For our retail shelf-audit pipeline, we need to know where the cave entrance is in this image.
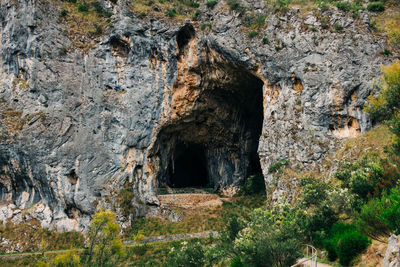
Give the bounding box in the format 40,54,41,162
155,64,264,191
168,143,209,188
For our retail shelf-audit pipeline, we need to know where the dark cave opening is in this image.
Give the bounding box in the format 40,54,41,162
168,143,209,188
156,65,264,190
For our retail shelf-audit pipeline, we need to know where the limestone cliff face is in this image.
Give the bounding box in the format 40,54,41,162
0,0,391,230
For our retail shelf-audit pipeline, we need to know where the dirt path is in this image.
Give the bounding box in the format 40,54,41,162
0,231,219,261
296,258,335,267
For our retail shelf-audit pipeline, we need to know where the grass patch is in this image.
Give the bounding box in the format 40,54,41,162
60,0,114,51
130,0,200,21
126,193,266,239
0,220,84,253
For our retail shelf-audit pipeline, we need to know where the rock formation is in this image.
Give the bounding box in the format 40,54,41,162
0,0,390,230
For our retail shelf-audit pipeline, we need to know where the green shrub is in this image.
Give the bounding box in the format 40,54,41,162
92,2,113,17
322,223,370,266
356,187,400,240
262,37,269,44
268,159,289,173
367,2,385,12
117,185,136,217
64,0,77,3
334,155,398,204
336,230,370,266
205,0,218,7
192,9,201,20
184,0,200,8
51,250,81,267
248,30,258,38
60,9,68,17
226,0,247,14
166,8,177,17
382,49,392,55
274,0,290,13
164,240,205,267
334,23,344,31
336,1,351,11
77,3,89,12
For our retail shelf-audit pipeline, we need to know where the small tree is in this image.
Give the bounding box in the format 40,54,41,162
86,208,126,266
52,250,81,267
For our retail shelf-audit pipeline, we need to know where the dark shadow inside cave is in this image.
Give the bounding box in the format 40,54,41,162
156,65,264,190
168,143,209,187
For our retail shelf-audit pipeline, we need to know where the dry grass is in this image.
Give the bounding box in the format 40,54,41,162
0,220,84,254
127,193,266,239
59,0,113,51
130,0,200,21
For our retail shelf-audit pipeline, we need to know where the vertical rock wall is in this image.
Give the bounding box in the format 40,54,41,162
0,0,391,229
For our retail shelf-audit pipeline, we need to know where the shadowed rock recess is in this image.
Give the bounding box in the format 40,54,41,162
0,0,391,230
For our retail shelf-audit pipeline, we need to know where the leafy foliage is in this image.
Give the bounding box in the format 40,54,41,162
268,159,289,174
205,0,218,7
334,154,399,206
322,223,370,266
356,187,400,241
86,209,126,266
51,250,81,267
248,30,258,38
164,207,303,266
365,61,400,153
367,2,385,12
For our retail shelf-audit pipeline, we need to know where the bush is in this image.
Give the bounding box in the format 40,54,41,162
334,23,344,31
382,49,392,56
356,187,400,240
77,3,89,12
248,30,258,38
51,250,81,267
367,2,385,12
323,223,370,266
166,8,177,17
336,1,351,11
205,0,218,7
192,9,200,20
86,209,126,266
336,231,370,266
60,9,68,17
268,159,289,173
92,2,113,17
262,37,269,44
233,209,302,267
164,240,205,267
226,0,247,14
334,155,394,204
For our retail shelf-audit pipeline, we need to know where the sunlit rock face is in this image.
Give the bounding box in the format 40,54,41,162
0,0,390,230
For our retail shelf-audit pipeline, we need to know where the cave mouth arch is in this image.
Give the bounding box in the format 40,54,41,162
156,64,264,191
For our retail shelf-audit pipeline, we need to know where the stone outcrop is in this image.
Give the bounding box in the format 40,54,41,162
0,0,392,230
384,235,400,267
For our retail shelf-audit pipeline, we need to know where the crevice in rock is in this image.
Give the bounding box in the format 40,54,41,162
67,169,78,185
177,24,195,58
109,36,130,57
0,183,7,202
